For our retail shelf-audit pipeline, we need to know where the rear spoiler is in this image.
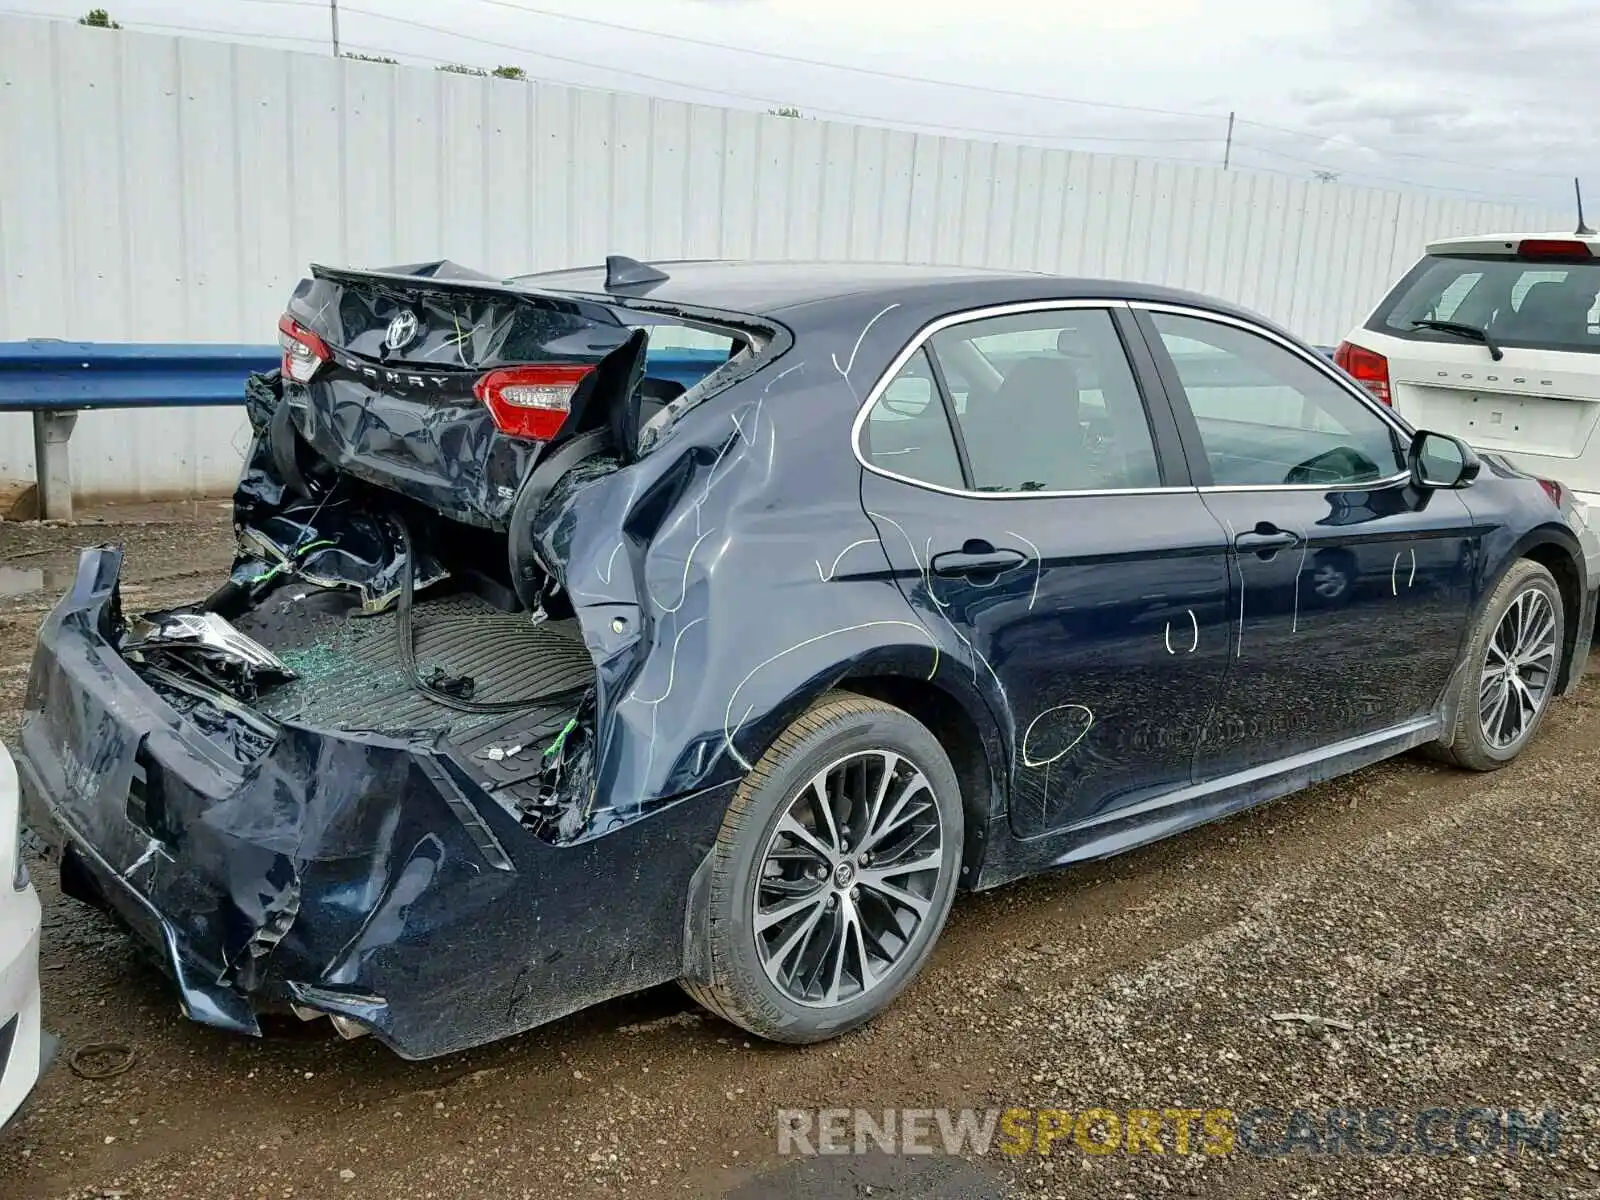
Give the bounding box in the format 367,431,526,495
309,262,642,325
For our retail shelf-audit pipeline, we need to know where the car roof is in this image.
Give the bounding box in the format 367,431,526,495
1424,232,1600,257
511,258,1267,323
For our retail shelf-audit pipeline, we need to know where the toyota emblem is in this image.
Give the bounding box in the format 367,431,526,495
384,310,420,351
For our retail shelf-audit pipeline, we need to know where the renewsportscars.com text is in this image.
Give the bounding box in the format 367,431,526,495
777,1106,1562,1158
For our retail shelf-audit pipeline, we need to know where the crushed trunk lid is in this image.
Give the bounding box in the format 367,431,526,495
279,261,697,530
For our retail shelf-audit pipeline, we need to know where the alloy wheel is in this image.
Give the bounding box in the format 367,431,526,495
1312,562,1349,599
1479,587,1558,750
752,751,945,1008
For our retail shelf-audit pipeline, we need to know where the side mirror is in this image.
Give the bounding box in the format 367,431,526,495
1409,430,1480,489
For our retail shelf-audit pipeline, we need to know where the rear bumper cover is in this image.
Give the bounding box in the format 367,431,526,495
16,547,732,1060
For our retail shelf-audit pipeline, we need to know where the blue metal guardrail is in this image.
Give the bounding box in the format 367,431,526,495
0,340,280,411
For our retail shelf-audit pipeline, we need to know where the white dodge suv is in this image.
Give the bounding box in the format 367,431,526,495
1336,232,1600,507
0,742,47,1130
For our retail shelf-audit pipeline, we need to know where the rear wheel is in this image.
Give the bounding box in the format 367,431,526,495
682,692,963,1043
1432,559,1564,771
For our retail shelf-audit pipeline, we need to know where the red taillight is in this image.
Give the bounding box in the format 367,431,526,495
1538,478,1568,508
1334,341,1392,405
1517,238,1593,261
277,314,331,383
474,364,592,440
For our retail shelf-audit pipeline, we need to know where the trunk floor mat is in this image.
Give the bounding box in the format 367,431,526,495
243,593,591,737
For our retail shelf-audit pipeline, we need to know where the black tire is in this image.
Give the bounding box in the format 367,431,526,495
682,691,964,1043
1431,558,1565,771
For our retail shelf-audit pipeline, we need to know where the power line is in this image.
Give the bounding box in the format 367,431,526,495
339,35,1222,152
0,5,1562,205
326,6,1573,204
220,0,1226,128
381,0,1582,185
334,4,1222,147
15,2,1203,143
1232,115,1573,180
1220,151,1553,208
1229,140,1552,205
468,0,1229,124
14,0,1583,188
1,7,327,44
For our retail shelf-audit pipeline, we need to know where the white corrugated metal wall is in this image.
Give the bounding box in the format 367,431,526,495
0,16,1566,501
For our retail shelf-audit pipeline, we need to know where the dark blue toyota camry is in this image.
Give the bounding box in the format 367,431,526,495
16,258,1600,1058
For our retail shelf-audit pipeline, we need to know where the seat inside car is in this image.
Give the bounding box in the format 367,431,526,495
962,356,1089,491
1495,278,1593,343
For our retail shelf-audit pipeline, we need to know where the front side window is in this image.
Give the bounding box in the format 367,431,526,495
926,308,1161,493
1149,312,1405,488
1371,254,1600,354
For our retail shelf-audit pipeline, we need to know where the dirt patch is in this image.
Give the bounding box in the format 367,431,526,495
1,514,1597,1199
0,508,235,747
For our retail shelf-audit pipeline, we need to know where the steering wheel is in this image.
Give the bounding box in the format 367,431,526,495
1284,445,1380,486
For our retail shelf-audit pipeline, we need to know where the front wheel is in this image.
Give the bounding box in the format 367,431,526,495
1432,559,1564,771
682,692,964,1043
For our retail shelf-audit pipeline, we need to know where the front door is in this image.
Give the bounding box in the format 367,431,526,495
1134,306,1483,776
856,303,1233,838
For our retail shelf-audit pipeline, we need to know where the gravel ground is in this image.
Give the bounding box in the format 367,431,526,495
1,511,1597,1199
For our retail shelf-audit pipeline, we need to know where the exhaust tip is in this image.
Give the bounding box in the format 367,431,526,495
329,1014,370,1041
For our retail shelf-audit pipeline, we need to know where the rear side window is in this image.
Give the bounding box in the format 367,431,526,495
860,348,965,489
929,308,1161,493
1372,254,1600,354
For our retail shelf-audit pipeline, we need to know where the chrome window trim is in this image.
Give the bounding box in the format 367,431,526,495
850,298,1193,501
1199,471,1412,494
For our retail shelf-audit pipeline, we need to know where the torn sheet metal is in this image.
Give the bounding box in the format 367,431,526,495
16,544,734,1058
121,611,295,699
230,371,449,612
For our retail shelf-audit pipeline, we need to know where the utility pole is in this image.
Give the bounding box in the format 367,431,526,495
329,0,341,57
1223,111,1235,171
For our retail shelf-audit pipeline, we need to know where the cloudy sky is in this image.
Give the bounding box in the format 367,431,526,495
11,0,1594,208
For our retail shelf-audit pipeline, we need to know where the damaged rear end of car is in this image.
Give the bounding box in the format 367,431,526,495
15,258,793,1058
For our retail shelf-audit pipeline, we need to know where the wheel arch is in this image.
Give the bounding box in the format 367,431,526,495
830,669,1006,888
1498,525,1586,694
1434,525,1584,754
679,663,1001,989
680,651,1009,983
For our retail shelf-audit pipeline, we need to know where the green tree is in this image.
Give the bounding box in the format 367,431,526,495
79,8,120,28
344,52,397,65
491,65,527,81
437,63,488,77
768,105,803,118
